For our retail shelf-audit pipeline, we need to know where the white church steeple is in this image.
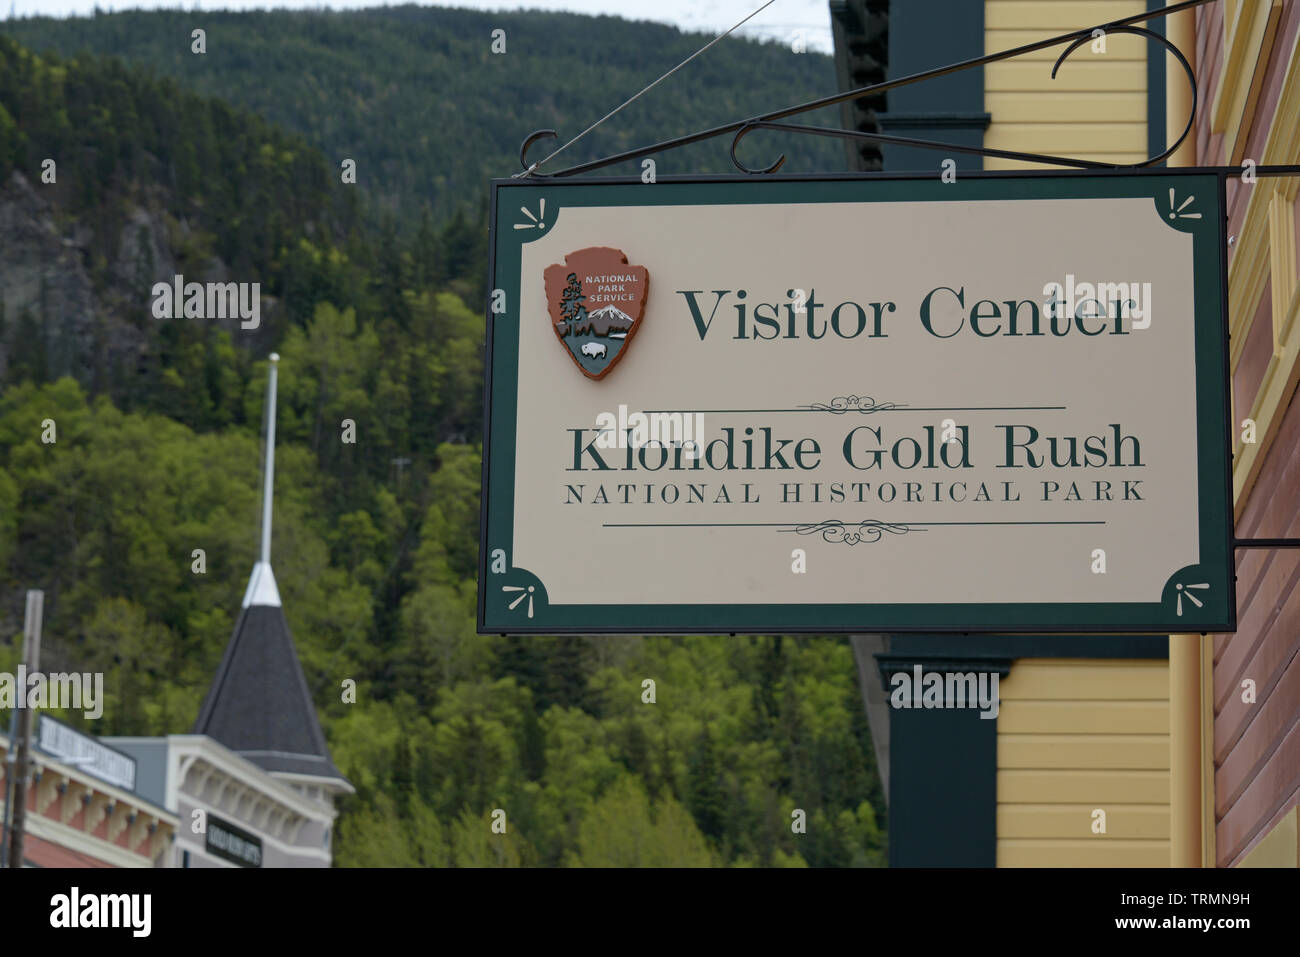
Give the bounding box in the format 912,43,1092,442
242,352,282,609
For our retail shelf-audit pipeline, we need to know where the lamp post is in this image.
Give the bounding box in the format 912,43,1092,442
1,589,43,869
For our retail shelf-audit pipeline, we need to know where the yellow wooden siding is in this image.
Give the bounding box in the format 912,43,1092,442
998,839,1169,867
997,804,1169,838
997,658,1171,867
985,92,1144,122
986,31,1147,61
1000,733,1168,768
986,1,1149,30
986,61,1147,92
1000,769,1169,804
1238,807,1299,868
984,122,1146,153
999,699,1168,734
985,0,1149,170
1000,660,1168,699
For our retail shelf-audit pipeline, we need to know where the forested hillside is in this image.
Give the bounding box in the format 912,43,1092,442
1,5,844,223
0,12,884,868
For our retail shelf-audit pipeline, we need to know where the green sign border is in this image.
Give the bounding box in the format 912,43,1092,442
480,171,1233,635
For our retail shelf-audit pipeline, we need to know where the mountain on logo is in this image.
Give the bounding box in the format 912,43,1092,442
574,304,636,337
544,247,650,381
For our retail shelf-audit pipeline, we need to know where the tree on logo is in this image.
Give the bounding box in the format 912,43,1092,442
559,272,587,337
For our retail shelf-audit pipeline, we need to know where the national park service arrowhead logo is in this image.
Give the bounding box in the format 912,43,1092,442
544,247,649,380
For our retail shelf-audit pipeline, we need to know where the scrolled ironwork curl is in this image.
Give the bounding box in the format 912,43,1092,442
517,129,558,178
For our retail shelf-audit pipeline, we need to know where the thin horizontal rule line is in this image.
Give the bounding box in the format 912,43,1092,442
641,407,1067,413
602,521,1107,528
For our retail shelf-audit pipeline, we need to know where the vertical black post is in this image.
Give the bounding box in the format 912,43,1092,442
3,590,43,869
879,0,989,172
878,638,1009,866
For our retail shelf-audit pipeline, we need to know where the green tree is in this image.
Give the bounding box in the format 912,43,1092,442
570,776,713,868
558,272,586,337
334,793,419,867
687,725,726,843
448,806,531,867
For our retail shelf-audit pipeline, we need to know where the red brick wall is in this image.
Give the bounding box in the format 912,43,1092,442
1200,1,1300,868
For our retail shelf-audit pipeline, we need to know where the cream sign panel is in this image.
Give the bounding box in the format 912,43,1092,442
481,174,1232,634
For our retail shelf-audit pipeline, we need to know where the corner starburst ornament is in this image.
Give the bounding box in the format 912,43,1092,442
1175,581,1210,616
1167,189,1201,220
502,584,536,618
514,199,548,231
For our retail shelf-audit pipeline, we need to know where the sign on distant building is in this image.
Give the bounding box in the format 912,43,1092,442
37,715,137,791
205,814,263,868
481,173,1233,634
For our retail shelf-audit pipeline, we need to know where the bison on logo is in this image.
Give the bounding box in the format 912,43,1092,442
544,247,649,380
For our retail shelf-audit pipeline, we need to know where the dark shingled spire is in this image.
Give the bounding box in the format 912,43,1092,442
193,568,346,782
193,355,348,786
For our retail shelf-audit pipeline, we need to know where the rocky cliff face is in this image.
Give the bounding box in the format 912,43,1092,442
0,169,272,395
0,170,102,386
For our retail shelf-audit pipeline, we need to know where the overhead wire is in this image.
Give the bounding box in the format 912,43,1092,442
515,0,780,176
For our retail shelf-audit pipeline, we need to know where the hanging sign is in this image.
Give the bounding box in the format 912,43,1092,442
481,173,1233,634
205,814,263,868
36,715,137,791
